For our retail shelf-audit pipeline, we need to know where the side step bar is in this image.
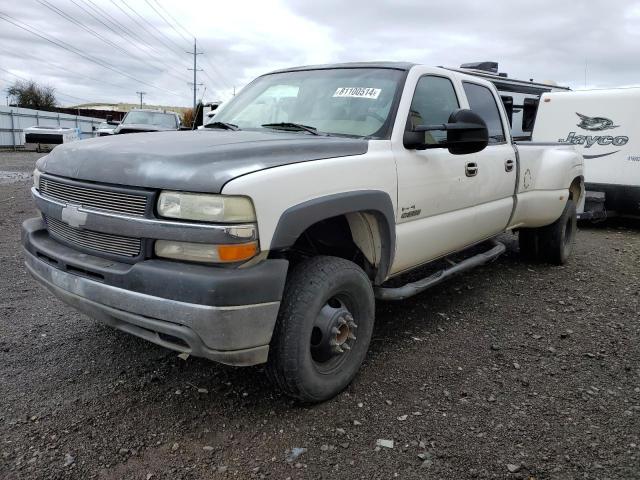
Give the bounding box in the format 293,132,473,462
374,240,506,301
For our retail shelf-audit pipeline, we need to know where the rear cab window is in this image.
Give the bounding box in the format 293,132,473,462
462,82,506,144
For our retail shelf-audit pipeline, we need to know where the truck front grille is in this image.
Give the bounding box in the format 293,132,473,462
45,216,141,258
40,177,148,217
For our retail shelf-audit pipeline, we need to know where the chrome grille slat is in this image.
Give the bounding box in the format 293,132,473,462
40,177,148,216
45,216,141,257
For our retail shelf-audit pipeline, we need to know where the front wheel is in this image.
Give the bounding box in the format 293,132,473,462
266,256,375,403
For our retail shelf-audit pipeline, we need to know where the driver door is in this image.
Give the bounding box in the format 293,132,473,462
391,72,507,275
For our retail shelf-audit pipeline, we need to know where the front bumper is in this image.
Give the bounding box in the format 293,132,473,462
22,218,288,366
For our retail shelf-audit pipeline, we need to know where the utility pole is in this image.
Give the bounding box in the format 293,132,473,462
136,91,146,108
187,38,203,111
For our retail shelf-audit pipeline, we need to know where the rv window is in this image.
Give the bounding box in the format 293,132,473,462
522,98,538,132
500,96,513,126
462,82,506,143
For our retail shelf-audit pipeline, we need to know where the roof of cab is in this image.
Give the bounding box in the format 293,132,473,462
268,61,416,74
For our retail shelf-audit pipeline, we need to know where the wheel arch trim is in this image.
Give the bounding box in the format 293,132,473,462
270,190,396,284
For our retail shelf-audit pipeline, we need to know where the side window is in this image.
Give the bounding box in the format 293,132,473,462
462,82,506,143
408,76,459,144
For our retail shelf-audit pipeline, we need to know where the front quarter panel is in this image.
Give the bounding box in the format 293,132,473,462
221,139,397,252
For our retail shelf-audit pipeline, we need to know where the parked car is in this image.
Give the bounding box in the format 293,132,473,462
23,62,584,402
23,125,81,152
94,122,117,137
531,87,639,219
113,108,181,134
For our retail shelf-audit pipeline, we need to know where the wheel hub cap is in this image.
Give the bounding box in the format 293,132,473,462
311,300,357,363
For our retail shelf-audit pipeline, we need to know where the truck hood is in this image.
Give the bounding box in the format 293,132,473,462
37,130,368,193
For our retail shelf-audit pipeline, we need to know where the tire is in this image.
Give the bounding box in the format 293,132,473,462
518,228,540,261
266,256,375,403
519,199,577,265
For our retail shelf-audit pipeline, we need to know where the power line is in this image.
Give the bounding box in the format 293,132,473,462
144,0,190,45
118,0,186,57
140,1,231,98
0,45,129,94
152,1,231,93
0,66,93,104
72,0,192,79
0,11,183,97
39,0,190,86
153,0,193,41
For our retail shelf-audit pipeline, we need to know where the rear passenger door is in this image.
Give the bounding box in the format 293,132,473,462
460,81,517,229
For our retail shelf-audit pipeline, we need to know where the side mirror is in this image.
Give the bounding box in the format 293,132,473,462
403,108,489,155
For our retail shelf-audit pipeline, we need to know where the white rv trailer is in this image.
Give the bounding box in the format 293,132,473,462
531,88,640,218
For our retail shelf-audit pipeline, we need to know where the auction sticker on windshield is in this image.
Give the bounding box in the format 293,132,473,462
333,87,381,99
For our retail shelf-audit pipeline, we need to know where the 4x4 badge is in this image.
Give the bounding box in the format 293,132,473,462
61,204,87,229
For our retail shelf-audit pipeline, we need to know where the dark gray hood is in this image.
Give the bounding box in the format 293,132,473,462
37,130,368,193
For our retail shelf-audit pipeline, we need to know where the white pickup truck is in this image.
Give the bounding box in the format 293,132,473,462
23,62,584,402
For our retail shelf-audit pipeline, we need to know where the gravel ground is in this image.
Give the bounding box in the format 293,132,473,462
1,151,639,480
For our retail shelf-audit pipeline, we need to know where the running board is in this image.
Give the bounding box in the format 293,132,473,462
374,241,506,301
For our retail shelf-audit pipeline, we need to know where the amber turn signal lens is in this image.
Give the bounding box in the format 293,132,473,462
217,242,259,262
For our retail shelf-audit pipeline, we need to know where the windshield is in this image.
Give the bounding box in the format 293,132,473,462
213,68,404,138
122,111,178,128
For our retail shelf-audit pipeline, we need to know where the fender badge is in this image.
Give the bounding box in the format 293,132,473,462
61,204,87,229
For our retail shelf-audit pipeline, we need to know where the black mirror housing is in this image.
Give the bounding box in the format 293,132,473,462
404,108,489,155
445,109,489,155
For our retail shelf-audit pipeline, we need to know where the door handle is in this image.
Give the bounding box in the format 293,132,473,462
465,162,478,177
505,159,515,172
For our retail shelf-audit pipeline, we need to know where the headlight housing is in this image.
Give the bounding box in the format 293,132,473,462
157,191,255,223
155,240,258,264
33,169,41,190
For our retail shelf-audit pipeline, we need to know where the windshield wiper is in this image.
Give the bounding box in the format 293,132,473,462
261,122,321,135
204,121,240,131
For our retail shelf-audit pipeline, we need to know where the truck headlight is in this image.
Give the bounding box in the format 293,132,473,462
155,240,258,263
157,191,255,223
33,169,41,190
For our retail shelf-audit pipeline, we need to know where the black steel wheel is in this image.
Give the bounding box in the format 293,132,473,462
266,256,375,403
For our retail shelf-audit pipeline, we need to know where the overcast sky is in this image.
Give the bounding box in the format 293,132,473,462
1,0,639,107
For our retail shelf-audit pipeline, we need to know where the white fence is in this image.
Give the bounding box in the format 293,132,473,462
0,106,104,149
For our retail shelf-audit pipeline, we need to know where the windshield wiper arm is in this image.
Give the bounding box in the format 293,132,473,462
261,122,321,135
204,121,240,131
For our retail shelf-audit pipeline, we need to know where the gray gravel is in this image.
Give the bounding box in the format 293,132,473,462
1,151,639,479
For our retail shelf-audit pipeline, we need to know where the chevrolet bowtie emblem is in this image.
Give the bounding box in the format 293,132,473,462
61,204,87,228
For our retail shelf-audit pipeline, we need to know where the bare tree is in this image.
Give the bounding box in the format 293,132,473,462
7,80,57,109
